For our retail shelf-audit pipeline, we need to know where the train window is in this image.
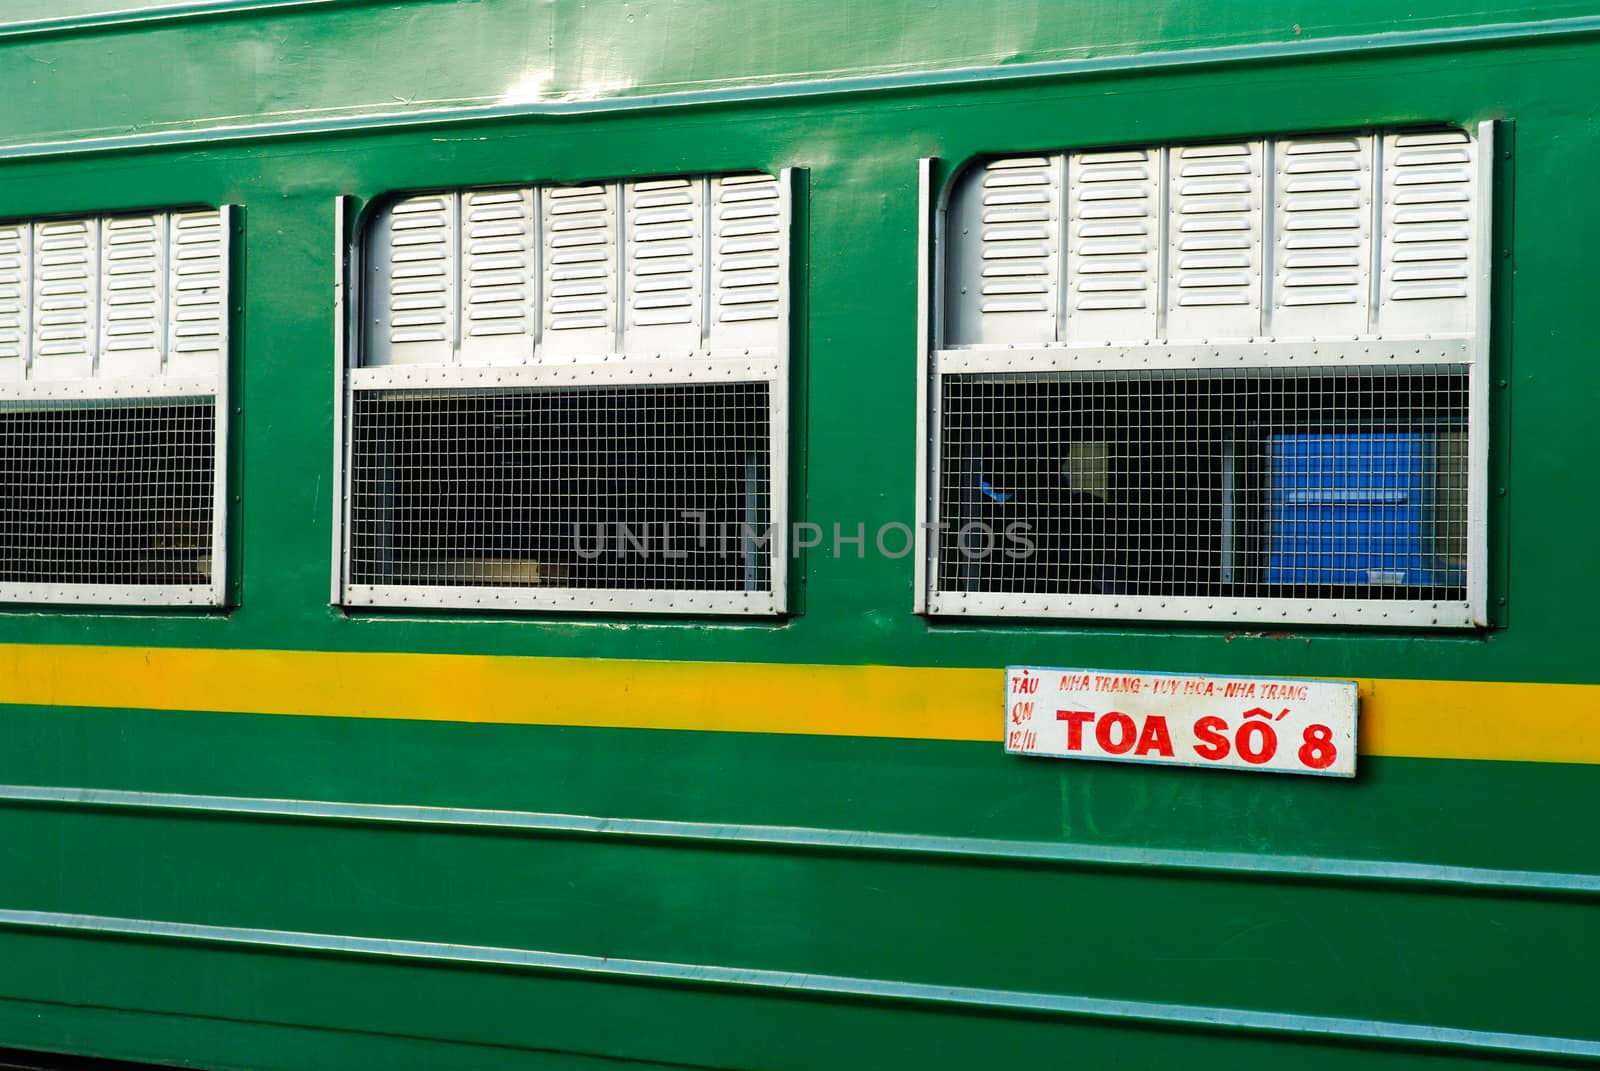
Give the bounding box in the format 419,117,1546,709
919,125,1490,627
337,172,791,614
0,208,230,607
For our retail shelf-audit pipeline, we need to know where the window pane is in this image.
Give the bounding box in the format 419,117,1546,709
349,382,772,594
937,367,1468,603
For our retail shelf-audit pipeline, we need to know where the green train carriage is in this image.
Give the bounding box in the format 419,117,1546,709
0,0,1595,1067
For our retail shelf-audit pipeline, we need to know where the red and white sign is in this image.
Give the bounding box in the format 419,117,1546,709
1005,667,1357,777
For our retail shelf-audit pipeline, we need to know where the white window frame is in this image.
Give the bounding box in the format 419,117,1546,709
916,124,1493,628
332,172,793,616
0,204,231,608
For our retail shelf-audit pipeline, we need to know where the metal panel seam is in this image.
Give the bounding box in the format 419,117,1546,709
1,784,1596,899
0,0,374,42
0,908,1594,1060
0,15,1597,162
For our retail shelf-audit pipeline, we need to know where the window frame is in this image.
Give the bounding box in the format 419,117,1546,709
331,172,794,617
915,123,1493,629
0,203,232,609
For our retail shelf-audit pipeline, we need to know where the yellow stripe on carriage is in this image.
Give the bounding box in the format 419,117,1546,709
0,643,1595,765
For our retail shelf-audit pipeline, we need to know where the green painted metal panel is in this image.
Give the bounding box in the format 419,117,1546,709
0,35,1588,682
0,2,1595,1068
0,0,1597,151
1,942,1584,1071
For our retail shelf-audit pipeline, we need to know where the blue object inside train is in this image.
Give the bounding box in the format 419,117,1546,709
1267,432,1462,588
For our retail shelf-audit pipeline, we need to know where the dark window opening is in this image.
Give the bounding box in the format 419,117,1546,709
938,367,1468,603
349,382,773,593
0,398,216,587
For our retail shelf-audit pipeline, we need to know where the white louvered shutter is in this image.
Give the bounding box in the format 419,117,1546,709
942,128,1482,352
166,210,227,378
542,184,617,359
371,193,456,366
708,173,784,349
362,172,788,368
945,156,1059,346
623,178,703,352
0,224,28,381
459,188,537,365
1166,142,1263,341
30,219,98,381
1272,135,1373,338
1380,129,1477,336
0,208,227,385
98,215,165,379
623,178,702,353
1066,149,1159,344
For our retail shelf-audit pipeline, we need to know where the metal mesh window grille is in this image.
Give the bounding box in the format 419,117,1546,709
938,368,1467,604
348,382,773,602
0,398,216,591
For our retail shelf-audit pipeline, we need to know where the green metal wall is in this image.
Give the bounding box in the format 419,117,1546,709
0,2,1596,1067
